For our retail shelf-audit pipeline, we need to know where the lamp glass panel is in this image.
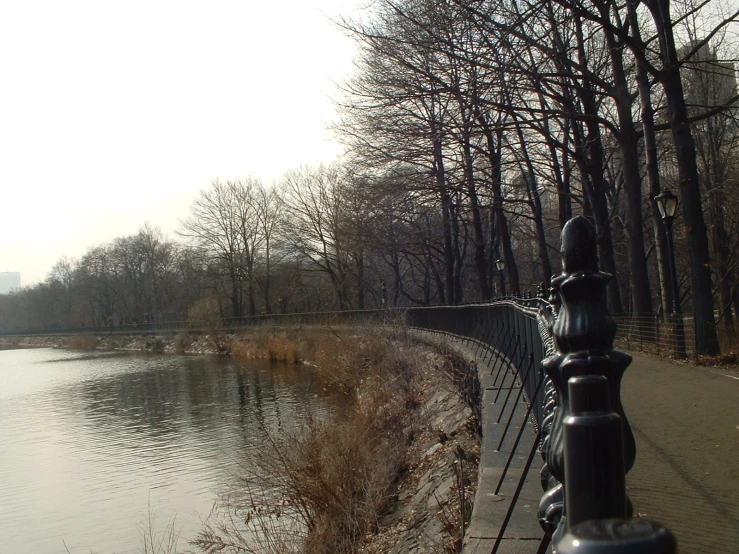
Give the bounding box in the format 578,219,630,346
656,200,667,218
665,196,678,218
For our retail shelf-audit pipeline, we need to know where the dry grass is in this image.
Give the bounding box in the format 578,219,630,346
230,327,302,363
259,411,406,554
68,334,98,350
264,334,301,363
191,324,436,554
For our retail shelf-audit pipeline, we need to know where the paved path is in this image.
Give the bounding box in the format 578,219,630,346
418,330,739,553
622,354,739,553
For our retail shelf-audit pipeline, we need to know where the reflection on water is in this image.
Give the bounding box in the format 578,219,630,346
0,348,332,553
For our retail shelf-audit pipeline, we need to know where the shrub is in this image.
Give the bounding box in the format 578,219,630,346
173,332,191,354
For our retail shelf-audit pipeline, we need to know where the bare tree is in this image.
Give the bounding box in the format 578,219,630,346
279,164,356,309
179,179,245,318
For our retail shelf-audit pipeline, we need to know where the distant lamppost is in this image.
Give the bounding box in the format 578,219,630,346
654,189,687,359
496,258,507,297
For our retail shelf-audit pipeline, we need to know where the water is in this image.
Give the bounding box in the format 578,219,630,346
0,348,332,553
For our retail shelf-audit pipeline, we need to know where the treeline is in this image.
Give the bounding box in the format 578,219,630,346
332,0,739,355
1,0,738,355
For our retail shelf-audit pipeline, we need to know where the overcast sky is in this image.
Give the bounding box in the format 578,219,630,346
0,0,362,286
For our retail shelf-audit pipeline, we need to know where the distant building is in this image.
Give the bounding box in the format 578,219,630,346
0,272,21,294
679,41,738,114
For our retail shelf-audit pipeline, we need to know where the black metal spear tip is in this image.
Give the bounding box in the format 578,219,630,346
560,215,598,273
550,216,614,355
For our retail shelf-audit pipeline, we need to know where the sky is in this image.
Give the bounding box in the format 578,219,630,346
0,0,363,286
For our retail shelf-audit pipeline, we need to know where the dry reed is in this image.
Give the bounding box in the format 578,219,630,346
192,324,430,554
68,335,98,350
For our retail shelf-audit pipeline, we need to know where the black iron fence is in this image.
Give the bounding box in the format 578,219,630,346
407,217,677,552
0,310,400,337
405,300,548,433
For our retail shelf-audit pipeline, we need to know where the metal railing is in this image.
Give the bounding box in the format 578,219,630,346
401,218,678,552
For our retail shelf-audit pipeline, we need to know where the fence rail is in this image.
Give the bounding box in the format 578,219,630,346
405,217,677,552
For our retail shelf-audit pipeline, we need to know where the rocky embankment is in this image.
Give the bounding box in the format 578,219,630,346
360,360,479,553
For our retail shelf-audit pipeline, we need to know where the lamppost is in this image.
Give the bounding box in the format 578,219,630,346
654,189,687,359
496,258,507,297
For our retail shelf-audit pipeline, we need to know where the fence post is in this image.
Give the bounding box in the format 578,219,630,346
537,216,637,548
557,519,676,554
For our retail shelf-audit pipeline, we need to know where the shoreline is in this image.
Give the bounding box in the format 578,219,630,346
1,328,482,553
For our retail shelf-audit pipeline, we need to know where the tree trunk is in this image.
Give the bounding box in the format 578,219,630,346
229,265,240,317
645,0,720,354
433,135,455,305
264,237,272,315
601,12,653,317
356,248,365,310
461,122,493,300
481,122,520,295
573,15,623,313
450,199,464,304
511,112,553,285
630,1,673,319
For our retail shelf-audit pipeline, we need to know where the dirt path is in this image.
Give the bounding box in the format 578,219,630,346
622,353,739,553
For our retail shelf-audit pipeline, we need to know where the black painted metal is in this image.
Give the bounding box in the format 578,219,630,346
497,354,535,449
556,520,677,554
564,376,627,527
495,367,546,495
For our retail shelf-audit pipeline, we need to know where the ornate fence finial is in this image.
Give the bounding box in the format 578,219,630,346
538,215,636,546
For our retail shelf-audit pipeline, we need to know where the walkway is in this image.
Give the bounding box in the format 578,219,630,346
427,329,739,553
622,353,739,553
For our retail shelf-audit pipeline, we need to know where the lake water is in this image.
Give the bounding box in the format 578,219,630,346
0,348,332,553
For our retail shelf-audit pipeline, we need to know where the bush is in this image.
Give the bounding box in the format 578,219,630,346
173,332,191,354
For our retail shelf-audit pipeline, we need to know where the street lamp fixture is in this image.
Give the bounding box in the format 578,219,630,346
654,189,679,221
495,258,507,297
654,188,686,359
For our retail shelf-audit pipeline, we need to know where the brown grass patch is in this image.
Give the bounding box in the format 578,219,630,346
193,324,443,554
68,335,98,350
264,334,301,363
230,327,303,363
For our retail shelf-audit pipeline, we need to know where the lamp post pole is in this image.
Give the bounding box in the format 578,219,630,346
496,259,507,297
654,189,687,359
